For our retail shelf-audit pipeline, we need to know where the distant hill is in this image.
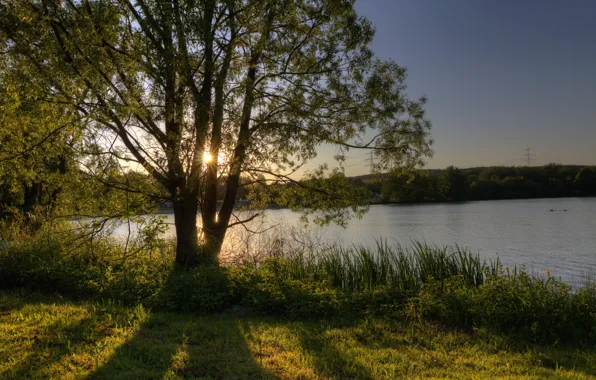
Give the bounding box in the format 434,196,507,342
348,164,596,204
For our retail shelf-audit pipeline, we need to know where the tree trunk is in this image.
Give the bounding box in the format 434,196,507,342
22,182,43,232
172,193,200,267
202,224,226,265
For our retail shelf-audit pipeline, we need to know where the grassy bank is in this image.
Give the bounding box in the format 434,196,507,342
1,290,595,379
2,230,596,346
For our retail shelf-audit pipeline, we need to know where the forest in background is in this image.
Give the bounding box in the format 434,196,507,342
353,164,596,204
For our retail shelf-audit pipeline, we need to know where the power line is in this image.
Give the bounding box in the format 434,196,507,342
364,151,374,174
523,147,535,167
336,154,366,168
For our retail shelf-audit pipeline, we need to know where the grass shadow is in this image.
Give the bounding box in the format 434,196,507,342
0,288,64,313
285,320,375,380
89,268,273,379
2,316,96,379
472,328,596,377
368,319,596,378
0,290,120,379
3,285,596,378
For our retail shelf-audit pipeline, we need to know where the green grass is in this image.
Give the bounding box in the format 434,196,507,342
1,290,595,379
279,241,497,292
3,233,596,344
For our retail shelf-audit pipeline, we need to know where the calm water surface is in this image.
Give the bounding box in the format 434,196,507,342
116,197,596,284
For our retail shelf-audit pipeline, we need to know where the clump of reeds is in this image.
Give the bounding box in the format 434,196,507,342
274,239,500,293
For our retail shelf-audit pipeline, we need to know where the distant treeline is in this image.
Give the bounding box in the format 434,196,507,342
352,164,596,204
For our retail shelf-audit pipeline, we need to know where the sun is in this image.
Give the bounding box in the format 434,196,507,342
203,151,213,163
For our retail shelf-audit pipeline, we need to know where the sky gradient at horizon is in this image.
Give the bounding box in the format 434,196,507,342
311,0,596,175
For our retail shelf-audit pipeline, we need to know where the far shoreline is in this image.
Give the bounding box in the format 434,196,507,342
156,195,595,214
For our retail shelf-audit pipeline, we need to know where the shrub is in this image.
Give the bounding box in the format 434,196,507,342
412,276,475,327
348,286,406,316
0,229,173,305
474,270,596,344
410,271,596,344
151,266,234,312
231,259,344,318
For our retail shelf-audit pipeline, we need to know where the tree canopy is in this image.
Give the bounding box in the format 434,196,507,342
0,0,433,266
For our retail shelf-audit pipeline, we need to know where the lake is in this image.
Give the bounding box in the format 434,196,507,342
114,197,596,285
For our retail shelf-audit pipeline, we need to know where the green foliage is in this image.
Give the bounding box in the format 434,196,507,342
151,267,234,313
412,271,596,344
413,276,476,327
438,165,466,201
0,226,173,305
473,270,596,343
0,0,434,264
2,232,596,344
372,164,596,204
231,260,344,318
269,167,373,227
0,80,78,233
574,167,596,196
0,77,162,238
229,242,492,319
273,241,489,293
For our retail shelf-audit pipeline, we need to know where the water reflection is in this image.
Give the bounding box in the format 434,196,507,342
113,197,596,285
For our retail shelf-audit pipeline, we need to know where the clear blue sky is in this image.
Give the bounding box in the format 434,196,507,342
309,0,596,175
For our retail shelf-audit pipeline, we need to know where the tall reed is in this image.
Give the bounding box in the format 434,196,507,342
274,240,499,293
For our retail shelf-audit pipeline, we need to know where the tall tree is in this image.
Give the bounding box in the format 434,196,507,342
0,79,78,235
574,168,596,196
438,166,465,202
0,0,433,266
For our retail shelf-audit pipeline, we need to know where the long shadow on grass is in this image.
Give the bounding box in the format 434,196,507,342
480,332,596,377
286,321,375,380
0,288,52,313
386,321,596,377
89,268,273,380
0,292,103,380
3,316,98,379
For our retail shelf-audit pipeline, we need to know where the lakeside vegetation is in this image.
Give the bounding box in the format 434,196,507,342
1,228,596,378
2,228,596,341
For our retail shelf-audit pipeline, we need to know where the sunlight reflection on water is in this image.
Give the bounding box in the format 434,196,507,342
113,197,596,285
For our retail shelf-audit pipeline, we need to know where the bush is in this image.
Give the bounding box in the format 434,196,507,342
474,271,596,343
413,276,475,327
411,271,596,344
0,229,172,305
151,266,234,312
231,258,411,319
348,286,406,316
230,259,345,318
